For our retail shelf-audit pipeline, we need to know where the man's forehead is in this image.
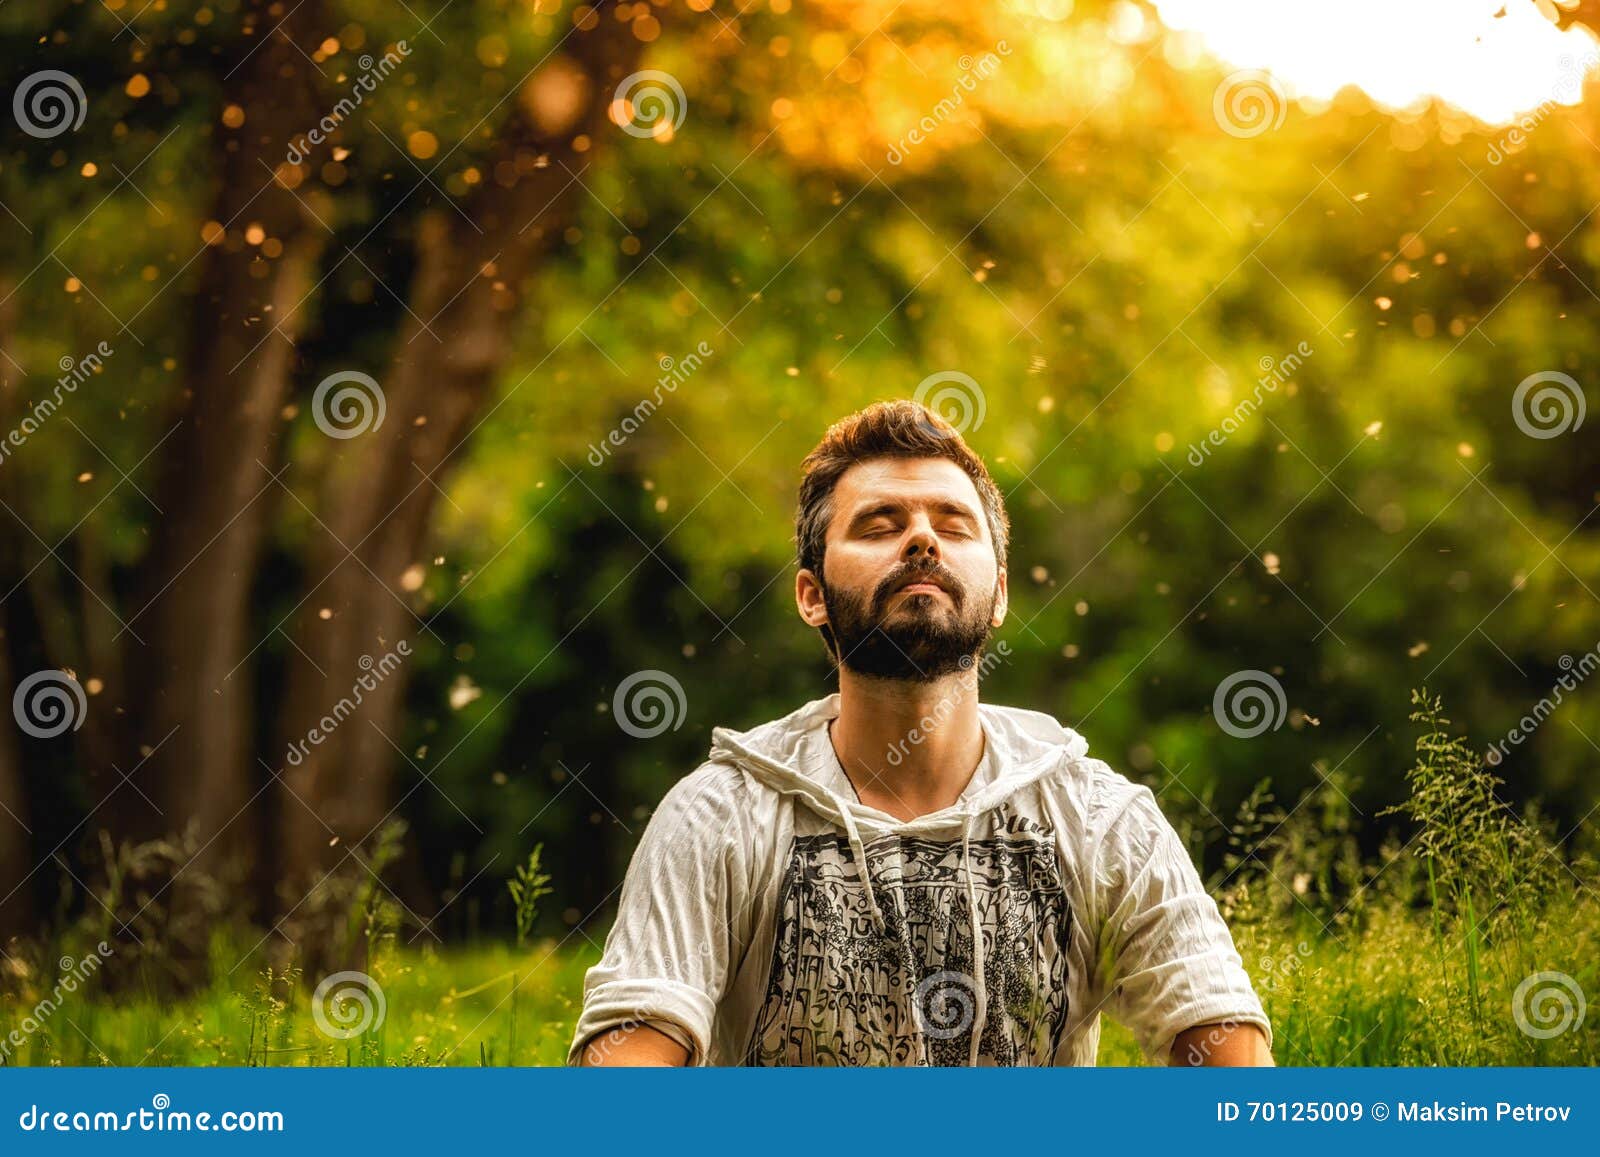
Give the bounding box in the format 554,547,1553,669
832,457,982,511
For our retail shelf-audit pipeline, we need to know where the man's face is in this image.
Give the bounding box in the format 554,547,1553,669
796,458,1008,681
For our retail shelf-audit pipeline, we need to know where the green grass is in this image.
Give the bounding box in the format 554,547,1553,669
4,688,1598,1066
2,938,602,1067
5,891,1595,1067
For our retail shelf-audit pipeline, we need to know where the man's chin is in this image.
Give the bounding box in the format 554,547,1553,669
838,632,985,682
841,658,976,683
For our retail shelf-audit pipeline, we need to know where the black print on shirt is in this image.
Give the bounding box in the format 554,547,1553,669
745,818,1072,1066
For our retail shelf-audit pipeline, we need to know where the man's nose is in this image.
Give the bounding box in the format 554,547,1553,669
903,517,940,561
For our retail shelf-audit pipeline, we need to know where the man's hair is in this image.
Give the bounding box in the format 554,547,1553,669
794,399,1011,584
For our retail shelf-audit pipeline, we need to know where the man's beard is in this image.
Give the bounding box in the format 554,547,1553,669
821,560,997,682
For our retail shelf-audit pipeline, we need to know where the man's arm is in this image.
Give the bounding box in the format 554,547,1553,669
578,1022,691,1067
1088,783,1276,1064
1169,1021,1275,1066
565,764,753,1067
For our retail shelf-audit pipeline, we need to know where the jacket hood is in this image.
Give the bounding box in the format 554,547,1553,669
708,691,1090,835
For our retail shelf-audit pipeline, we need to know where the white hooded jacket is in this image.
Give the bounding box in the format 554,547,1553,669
569,692,1272,1066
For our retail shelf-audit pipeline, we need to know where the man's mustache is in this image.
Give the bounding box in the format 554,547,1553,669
873,562,964,609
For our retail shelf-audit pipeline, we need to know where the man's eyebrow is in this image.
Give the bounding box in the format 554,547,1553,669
845,498,982,525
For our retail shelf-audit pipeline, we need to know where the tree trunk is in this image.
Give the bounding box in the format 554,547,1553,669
0,642,30,944
0,278,32,942
276,5,649,897
133,0,332,901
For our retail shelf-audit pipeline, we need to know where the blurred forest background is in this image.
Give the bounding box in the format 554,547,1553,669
1,0,1599,1060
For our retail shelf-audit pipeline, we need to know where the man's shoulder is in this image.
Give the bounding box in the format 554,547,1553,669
655,758,752,817
984,713,1160,841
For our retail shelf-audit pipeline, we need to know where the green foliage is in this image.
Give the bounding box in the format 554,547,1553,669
506,845,554,949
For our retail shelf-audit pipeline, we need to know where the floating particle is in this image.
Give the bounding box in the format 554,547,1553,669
448,674,482,710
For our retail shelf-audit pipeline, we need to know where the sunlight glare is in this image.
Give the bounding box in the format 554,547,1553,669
1152,0,1600,126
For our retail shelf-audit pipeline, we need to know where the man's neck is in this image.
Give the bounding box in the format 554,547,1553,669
827,666,986,822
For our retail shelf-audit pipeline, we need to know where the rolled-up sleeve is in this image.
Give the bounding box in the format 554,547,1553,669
567,763,750,1065
1089,784,1272,1064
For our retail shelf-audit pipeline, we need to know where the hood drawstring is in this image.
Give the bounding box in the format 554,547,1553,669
960,808,988,1066
837,800,888,938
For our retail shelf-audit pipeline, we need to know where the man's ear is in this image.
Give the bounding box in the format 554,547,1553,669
992,565,1008,627
795,568,829,629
